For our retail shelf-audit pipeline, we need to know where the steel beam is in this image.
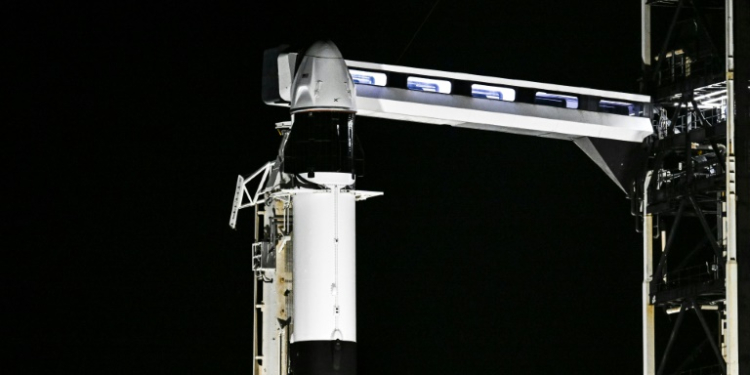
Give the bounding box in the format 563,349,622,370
644,171,657,375
724,0,749,373
730,0,750,372
653,0,686,81
657,302,688,375
643,0,653,68
688,195,725,261
691,299,727,374
653,199,687,289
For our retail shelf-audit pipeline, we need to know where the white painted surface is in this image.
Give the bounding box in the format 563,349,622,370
726,261,739,374
270,53,654,143
261,270,280,375
230,162,274,229
724,2,739,373
277,53,296,102
274,86,654,142
292,189,357,342
345,60,651,103
641,1,651,67
300,172,355,186
642,171,655,375
291,41,356,113
353,85,653,142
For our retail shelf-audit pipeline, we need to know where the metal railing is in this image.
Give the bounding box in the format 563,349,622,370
655,50,722,88
673,106,726,133
654,263,719,292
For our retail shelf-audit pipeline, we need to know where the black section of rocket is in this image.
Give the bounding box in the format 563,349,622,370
283,111,359,177
291,341,356,375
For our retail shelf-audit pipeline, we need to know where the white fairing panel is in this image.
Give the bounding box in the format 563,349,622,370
290,41,356,113
292,189,357,342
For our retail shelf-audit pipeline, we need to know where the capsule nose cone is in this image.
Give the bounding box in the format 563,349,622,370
290,40,355,113
304,40,343,59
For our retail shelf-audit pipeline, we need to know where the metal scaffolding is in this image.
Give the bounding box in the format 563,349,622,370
639,1,749,374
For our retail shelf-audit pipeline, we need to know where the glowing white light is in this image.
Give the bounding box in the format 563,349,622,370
349,69,387,86
702,96,727,105
599,100,636,116
406,76,452,94
471,84,516,102
694,90,727,102
535,92,579,109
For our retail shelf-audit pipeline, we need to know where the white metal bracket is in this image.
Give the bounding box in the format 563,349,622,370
351,190,384,201
230,162,274,229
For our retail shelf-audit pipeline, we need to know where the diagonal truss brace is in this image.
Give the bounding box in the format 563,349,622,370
230,162,274,229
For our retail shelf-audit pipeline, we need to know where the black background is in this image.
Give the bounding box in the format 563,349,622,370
7,1,646,373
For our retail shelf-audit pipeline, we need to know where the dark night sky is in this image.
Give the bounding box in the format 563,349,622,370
8,1,647,373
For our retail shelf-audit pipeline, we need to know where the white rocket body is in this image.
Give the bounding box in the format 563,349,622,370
233,41,379,375
292,185,357,344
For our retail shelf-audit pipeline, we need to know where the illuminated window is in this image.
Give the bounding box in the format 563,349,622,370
599,100,636,116
349,69,387,86
535,92,579,109
471,84,516,102
406,76,452,94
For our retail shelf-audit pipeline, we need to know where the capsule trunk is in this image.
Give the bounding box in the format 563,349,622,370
291,188,357,375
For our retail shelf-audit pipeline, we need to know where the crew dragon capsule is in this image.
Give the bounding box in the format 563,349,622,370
230,41,381,375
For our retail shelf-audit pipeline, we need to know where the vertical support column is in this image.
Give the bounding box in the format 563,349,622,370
253,272,260,375
724,0,738,372
253,205,260,375
643,171,656,375
642,0,652,68
731,0,750,373
725,0,750,374
641,0,652,94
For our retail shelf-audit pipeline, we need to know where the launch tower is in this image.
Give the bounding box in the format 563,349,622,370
637,1,749,374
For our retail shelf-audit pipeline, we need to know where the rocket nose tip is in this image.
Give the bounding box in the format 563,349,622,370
304,40,343,59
